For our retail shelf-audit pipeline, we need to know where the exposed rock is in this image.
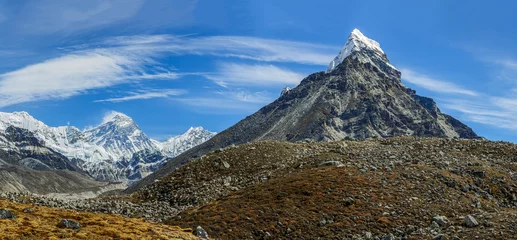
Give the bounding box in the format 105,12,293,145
57,219,82,229
23,208,35,213
433,215,449,227
0,209,16,219
463,215,479,228
195,226,209,239
319,161,343,167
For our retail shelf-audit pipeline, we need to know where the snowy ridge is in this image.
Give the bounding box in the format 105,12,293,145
0,111,215,182
159,127,216,157
326,29,393,73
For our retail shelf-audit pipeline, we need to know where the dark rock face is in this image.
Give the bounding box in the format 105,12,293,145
0,126,106,194
128,31,478,193
0,209,16,219
1,126,78,171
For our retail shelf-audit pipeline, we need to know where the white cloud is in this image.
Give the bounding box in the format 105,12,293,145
14,0,145,34
174,89,277,114
95,89,186,103
400,68,478,96
207,63,305,87
104,35,338,66
216,90,274,104
0,50,178,107
441,96,517,131
0,33,335,107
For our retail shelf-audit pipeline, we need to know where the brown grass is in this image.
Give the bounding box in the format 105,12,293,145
0,199,197,240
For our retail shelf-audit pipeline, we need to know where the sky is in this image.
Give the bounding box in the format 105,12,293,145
0,0,516,142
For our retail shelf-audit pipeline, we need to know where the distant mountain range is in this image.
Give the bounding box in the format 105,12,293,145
0,111,216,184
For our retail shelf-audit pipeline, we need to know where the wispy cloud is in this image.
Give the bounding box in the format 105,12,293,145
0,32,335,108
216,90,274,104
0,50,178,107
441,96,517,131
102,35,338,66
400,68,478,96
206,63,305,87
174,90,276,114
95,89,186,103
15,0,145,34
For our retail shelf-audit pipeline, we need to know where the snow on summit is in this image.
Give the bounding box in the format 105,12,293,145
326,29,387,73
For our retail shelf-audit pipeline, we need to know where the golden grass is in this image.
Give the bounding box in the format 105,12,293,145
0,200,197,240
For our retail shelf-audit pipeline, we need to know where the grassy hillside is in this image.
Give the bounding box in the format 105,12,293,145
0,199,197,239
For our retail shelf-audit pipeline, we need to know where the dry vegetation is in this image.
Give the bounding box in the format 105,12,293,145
0,199,197,240
153,137,517,239
167,164,517,239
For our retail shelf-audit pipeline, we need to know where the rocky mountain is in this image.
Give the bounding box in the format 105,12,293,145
0,111,214,183
128,28,478,192
0,126,106,194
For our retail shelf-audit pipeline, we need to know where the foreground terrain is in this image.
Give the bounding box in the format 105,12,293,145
146,137,517,239
0,199,197,239
2,137,517,239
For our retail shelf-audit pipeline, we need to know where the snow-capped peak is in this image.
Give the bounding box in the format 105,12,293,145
102,111,134,125
0,110,216,182
161,126,216,157
326,28,386,73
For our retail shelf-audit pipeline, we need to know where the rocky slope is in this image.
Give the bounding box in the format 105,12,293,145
128,29,477,193
147,137,516,239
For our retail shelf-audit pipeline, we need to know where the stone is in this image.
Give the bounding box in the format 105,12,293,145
57,219,82,229
23,208,35,213
362,231,373,239
434,234,447,240
463,215,479,228
0,209,16,219
222,161,230,169
195,226,209,239
318,161,343,167
382,233,395,240
433,215,450,227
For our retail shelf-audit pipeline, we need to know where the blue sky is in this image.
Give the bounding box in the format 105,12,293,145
0,0,516,142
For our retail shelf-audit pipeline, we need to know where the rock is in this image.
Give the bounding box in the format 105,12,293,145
472,170,486,178
23,208,35,213
511,173,517,181
319,161,343,167
382,233,395,240
57,219,82,229
434,234,447,240
362,231,373,239
195,226,209,239
463,215,479,228
222,161,230,169
344,197,355,206
0,209,16,219
433,215,449,227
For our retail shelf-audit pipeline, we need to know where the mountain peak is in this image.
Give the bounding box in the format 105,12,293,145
101,111,134,125
326,28,386,73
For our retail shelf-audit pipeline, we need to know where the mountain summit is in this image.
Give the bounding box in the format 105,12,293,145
326,29,390,73
129,28,478,192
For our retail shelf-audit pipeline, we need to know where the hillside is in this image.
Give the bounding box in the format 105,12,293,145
130,137,517,239
0,199,197,239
